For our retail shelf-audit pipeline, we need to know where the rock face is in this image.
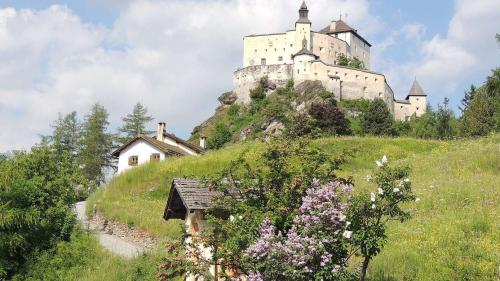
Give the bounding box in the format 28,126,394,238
263,120,285,140
218,91,237,105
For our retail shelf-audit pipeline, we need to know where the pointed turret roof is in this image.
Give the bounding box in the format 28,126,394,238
296,1,311,24
406,79,427,99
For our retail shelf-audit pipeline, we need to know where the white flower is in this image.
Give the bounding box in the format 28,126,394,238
404,178,410,183
399,181,404,187
393,188,400,193
339,214,346,221
366,175,372,182
415,197,420,203
342,230,352,239
377,187,384,195
371,204,376,209
376,160,383,167
346,221,351,227
382,155,388,164
229,215,235,222
370,192,376,202
238,215,243,220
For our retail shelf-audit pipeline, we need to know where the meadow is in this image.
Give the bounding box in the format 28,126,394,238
27,135,499,281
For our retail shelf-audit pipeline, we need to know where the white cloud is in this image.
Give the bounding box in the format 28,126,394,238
377,0,500,103
0,0,377,151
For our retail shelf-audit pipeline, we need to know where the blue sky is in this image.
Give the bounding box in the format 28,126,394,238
0,0,498,151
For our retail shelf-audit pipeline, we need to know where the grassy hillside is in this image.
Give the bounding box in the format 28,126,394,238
84,135,499,280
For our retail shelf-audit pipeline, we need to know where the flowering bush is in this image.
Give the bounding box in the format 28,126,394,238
348,155,417,280
244,180,352,280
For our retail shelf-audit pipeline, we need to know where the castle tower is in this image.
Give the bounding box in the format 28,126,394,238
295,1,311,52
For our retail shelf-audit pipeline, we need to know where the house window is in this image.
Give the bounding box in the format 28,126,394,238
261,58,266,65
128,156,138,166
150,153,160,161
278,56,283,61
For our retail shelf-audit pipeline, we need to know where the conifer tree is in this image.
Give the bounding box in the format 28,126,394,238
78,104,115,184
362,98,395,136
118,102,154,143
50,111,81,158
436,97,455,139
458,84,476,114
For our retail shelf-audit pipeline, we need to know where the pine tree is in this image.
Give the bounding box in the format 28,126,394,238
458,84,476,114
118,102,154,143
436,97,455,139
461,88,495,136
50,111,81,158
362,98,395,135
78,104,115,184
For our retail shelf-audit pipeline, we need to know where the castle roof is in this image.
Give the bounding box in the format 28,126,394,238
296,1,311,24
406,79,427,99
293,48,319,59
319,19,372,47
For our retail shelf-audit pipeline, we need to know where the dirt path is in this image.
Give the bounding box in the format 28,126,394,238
74,201,145,259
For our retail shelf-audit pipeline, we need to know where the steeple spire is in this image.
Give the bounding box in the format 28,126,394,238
297,1,311,24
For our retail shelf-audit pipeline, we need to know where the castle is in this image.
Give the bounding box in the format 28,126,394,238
233,1,427,121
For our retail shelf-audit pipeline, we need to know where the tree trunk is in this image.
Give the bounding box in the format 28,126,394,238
360,256,370,281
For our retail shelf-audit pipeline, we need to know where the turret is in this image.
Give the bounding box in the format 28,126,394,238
296,1,311,24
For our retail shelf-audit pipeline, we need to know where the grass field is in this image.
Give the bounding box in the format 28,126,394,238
80,135,499,280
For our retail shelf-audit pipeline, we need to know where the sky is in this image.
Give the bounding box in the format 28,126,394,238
0,0,499,151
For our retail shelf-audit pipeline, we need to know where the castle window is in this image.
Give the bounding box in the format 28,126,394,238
297,69,300,74
416,107,420,111
416,98,420,101
320,47,324,51
290,44,293,47
400,105,403,109
278,56,283,61
378,92,382,97
375,78,378,82
128,156,138,166
150,153,160,161
261,58,266,65
265,49,267,52
356,75,359,79
254,49,257,52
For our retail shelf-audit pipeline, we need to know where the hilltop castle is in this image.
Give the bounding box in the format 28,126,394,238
233,1,427,120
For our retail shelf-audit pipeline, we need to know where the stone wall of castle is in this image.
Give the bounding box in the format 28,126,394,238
233,64,293,103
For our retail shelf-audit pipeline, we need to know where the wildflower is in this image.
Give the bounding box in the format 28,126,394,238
377,187,384,195
393,188,400,193
239,215,243,220
338,213,346,222
230,215,235,222
370,192,376,202
415,197,420,203
366,175,372,182
371,204,376,209
404,178,410,183
346,221,351,227
342,230,352,239
382,155,388,164
332,264,341,273
399,181,404,187
376,160,383,167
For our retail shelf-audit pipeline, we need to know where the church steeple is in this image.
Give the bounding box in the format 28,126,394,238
297,1,311,24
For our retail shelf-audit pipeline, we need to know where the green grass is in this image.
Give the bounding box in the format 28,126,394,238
86,135,500,280
14,228,168,281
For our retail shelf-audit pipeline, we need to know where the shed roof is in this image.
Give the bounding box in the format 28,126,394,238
163,178,221,220
111,136,188,157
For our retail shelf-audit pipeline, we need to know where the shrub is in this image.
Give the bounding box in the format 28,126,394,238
250,77,269,101
308,102,351,135
361,98,395,136
0,146,89,278
207,123,232,150
435,98,456,139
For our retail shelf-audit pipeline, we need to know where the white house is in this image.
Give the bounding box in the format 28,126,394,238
112,122,206,173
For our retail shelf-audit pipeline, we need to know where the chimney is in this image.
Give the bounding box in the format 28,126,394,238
157,122,165,142
199,136,207,149
330,20,337,32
